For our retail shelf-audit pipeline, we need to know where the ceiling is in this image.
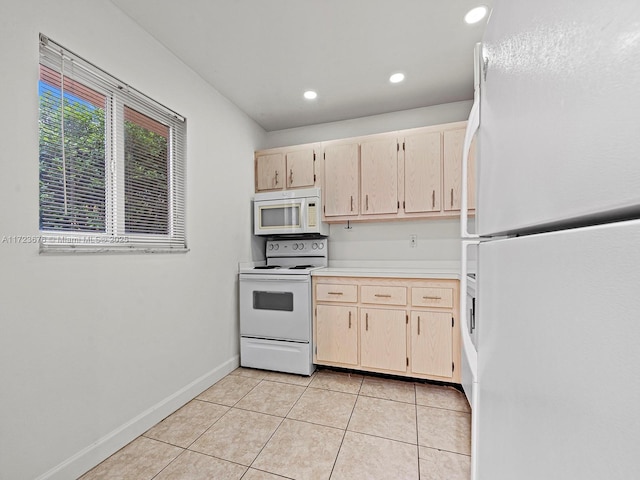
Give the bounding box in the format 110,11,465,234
110,0,492,132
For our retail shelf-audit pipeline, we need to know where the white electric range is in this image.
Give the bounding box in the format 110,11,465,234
239,237,327,376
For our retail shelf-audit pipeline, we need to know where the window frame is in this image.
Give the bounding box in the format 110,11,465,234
38,34,187,254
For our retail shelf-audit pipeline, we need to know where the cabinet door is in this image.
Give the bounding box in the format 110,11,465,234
360,138,398,215
443,129,465,211
410,311,453,378
316,305,358,365
323,143,359,217
360,308,407,373
404,132,442,213
256,153,285,191
286,149,315,189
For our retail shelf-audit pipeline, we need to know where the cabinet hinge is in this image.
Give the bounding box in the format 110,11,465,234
452,316,455,328
406,357,409,367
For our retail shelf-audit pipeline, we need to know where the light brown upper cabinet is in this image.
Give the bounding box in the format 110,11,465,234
255,121,475,220
443,129,464,211
360,137,398,215
255,152,284,192
403,131,442,213
443,127,477,212
285,149,315,189
255,145,319,192
323,142,359,217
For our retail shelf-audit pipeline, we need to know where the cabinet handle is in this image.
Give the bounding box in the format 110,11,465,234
423,295,442,300
350,195,354,211
374,294,391,298
432,190,435,209
450,188,454,207
365,313,368,331
366,194,369,210
275,170,279,185
418,316,421,335
327,291,343,296
348,311,352,329
289,168,293,185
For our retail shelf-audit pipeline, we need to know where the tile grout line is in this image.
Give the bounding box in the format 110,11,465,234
415,383,421,480
148,446,188,480
145,373,270,480
239,370,318,476
326,374,364,479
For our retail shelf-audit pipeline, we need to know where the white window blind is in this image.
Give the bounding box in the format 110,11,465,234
38,34,187,253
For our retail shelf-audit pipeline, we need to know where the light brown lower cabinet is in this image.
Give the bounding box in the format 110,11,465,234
315,304,358,366
360,308,407,373
410,311,453,378
313,276,461,384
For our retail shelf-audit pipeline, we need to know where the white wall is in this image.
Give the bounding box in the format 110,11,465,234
262,100,472,148
263,101,473,265
328,219,462,268
0,2,264,479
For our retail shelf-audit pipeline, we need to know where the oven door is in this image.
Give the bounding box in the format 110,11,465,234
239,274,311,342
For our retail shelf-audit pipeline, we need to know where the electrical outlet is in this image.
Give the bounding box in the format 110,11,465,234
409,234,417,248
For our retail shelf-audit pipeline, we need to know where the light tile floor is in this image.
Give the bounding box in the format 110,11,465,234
80,368,471,480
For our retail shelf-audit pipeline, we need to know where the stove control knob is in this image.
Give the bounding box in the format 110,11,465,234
298,242,305,250
292,243,298,250
312,242,318,250
318,242,325,249
268,244,274,250
273,244,279,250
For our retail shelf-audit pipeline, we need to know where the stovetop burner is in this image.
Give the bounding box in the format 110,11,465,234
254,265,280,269
289,264,315,269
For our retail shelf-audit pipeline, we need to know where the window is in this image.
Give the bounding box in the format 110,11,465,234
38,34,187,253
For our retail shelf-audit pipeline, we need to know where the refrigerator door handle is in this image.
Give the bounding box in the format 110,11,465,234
461,42,483,240
461,99,480,239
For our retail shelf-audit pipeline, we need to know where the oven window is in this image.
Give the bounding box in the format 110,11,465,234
260,205,300,228
253,291,294,311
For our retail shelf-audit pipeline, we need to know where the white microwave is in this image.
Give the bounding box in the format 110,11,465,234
253,188,329,236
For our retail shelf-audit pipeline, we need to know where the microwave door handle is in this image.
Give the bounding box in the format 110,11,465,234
299,199,307,232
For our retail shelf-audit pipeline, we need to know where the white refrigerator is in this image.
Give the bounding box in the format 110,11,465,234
461,1,640,479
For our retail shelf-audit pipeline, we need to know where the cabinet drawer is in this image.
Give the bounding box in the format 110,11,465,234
361,285,407,306
411,287,453,308
316,283,358,303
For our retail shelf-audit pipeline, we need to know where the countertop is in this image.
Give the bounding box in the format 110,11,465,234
312,261,466,280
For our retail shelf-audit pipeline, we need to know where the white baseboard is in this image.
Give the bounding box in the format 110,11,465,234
35,355,240,480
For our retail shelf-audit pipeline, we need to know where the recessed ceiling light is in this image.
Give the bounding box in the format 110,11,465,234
389,73,405,84
303,90,317,100
464,5,488,24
